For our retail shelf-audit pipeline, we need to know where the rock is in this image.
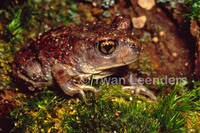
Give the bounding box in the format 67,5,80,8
152,37,159,43
172,52,177,57
132,15,147,29
138,0,156,10
159,31,165,36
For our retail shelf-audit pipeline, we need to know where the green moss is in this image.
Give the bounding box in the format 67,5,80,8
9,80,200,132
10,85,158,132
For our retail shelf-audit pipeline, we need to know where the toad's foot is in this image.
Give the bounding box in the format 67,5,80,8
59,81,99,100
52,63,99,100
122,85,157,103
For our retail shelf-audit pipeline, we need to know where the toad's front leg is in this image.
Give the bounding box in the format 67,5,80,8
52,63,98,99
116,66,157,103
122,85,157,103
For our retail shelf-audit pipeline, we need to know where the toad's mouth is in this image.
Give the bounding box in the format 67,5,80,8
92,68,117,79
95,57,138,71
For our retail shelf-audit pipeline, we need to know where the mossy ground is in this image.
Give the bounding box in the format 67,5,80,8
0,0,200,132
8,82,200,132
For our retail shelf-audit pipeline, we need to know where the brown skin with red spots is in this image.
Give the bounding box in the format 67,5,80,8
12,16,157,102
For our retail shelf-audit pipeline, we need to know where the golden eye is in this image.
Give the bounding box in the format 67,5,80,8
96,40,117,55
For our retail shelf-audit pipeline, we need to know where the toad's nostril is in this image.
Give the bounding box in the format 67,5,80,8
130,43,136,49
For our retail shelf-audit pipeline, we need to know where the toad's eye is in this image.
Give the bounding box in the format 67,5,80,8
96,40,117,55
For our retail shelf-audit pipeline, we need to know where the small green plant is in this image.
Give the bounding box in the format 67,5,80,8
3,9,24,52
184,0,200,20
154,81,200,132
